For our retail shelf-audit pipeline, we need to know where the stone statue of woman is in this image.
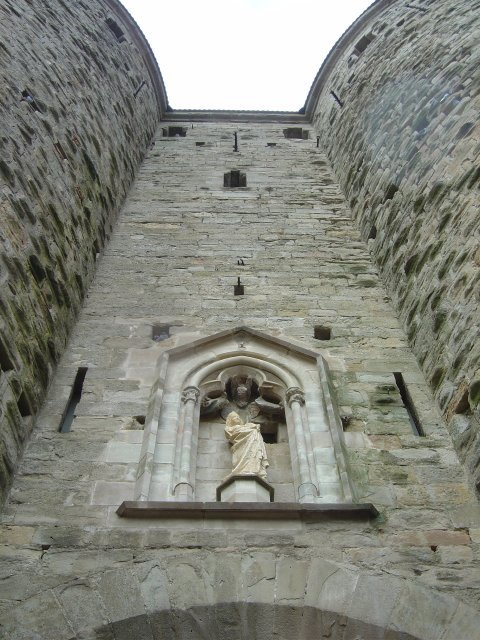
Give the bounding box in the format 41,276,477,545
224,411,269,480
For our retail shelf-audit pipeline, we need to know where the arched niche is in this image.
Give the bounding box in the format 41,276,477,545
135,327,354,504
196,362,292,501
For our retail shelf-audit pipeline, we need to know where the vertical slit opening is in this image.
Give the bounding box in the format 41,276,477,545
59,367,88,433
105,17,126,42
53,142,68,161
393,372,424,436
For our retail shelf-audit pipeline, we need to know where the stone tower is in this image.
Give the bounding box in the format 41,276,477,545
0,1,479,638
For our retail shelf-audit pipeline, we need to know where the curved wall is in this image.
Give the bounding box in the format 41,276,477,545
307,0,480,489
0,0,165,500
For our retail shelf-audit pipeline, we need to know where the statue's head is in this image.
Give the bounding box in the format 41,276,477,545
231,376,253,407
226,411,242,427
235,384,250,406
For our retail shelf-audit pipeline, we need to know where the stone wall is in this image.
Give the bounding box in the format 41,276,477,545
0,0,163,501
307,0,480,490
1,121,479,638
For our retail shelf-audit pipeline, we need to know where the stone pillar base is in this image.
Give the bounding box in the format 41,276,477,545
173,482,193,500
216,475,274,503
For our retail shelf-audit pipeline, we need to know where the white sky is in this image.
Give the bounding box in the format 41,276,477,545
119,0,374,111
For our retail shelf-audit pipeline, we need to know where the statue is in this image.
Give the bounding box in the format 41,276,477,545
201,375,284,424
224,411,269,480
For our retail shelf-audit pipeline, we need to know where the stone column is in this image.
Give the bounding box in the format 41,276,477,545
286,387,317,502
174,385,200,500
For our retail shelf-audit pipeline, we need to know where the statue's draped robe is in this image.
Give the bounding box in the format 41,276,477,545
225,418,269,479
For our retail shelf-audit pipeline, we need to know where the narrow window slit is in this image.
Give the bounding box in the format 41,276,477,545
405,3,428,12
53,142,68,161
330,91,344,108
21,90,41,112
0,335,15,371
17,391,32,418
354,33,375,56
105,18,126,42
133,81,146,98
59,367,88,433
393,372,424,436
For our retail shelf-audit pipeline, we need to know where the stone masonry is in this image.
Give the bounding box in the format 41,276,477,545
307,0,480,491
1,0,480,637
1,119,479,638
0,0,163,501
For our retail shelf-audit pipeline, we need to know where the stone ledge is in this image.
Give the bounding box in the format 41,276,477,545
117,501,378,520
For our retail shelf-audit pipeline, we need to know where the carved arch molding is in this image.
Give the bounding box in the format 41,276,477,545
135,327,355,504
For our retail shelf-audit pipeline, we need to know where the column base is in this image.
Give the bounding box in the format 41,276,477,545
173,482,193,500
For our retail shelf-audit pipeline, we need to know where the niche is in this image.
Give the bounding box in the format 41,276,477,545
353,32,375,56
152,324,170,342
224,170,246,187
283,128,309,140
197,371,291,500
162,126,187,137
314,325,332,341
134,327,355,505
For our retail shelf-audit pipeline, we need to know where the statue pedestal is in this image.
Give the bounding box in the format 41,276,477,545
216,475,274,503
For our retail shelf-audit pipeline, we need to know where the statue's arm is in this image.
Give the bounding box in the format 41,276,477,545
255,396,284,415
200,394,228,416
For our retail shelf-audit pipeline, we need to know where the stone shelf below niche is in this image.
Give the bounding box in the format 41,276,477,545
116,501,378,520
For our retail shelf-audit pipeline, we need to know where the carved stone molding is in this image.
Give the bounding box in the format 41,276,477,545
135,326,356,505
285,387,305,406
181,386,200,404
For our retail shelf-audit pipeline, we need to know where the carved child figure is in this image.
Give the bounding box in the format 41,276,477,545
224,411,269,480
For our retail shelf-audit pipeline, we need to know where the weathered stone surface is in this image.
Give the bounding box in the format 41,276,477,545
0,0,479,636
309,0,480,490
0,0,163,501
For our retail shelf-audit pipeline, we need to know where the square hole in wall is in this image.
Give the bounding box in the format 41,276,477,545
152,324,170,341
162,126,187,137
314,325,332,341
224,170,247,188
283,128,309,140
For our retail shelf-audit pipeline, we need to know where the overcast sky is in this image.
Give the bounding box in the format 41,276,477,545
119,0,374,111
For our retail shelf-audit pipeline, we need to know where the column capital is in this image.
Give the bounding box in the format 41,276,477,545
285,387,305,406
181,386,200,404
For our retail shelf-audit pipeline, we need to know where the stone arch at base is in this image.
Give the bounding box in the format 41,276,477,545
97,604,422,640
2,554,477,639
